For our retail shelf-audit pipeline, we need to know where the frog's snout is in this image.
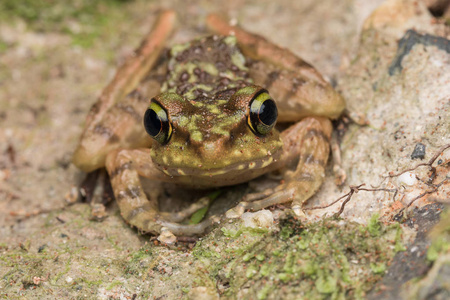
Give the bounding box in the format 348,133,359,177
195,136,231,162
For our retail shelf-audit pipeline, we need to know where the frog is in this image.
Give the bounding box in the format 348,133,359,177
72,10,345,237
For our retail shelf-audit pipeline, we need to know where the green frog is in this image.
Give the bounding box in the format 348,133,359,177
73,11,345,236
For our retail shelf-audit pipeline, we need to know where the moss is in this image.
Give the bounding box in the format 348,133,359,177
367,213,382,237
221,226,268,238
260,264,271,277
315,270,337,294
427,208,450,262
257,285,272,300
192,214,406,299
278,273,290,283
282,252,295,273
255,254,265,261
246,264,258,279
394,223,407,252
123,245,153,276
78,278,103,288
427,237,448,261
0,211,406,299
279,226,294,239
242,253,253,262
370,262,386,274
106,236,123,252
106,280,122,290
51,255,73,284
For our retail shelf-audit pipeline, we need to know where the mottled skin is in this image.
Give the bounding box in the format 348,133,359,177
73,11,345,236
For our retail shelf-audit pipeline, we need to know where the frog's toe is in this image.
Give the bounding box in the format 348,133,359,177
159,196,210,223
333,165,347,186
242,188,277,202
90,203,108,221
157,227,177,244
156,215,221,236
225,202,246,218
291,205,307,219
226,187,296,218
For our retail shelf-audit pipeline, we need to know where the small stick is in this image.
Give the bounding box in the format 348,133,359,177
304,184,365,211
388,144,449,178
304,184,398,218
406,178,449,208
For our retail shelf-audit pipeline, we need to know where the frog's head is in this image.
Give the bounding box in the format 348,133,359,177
143,85,283,178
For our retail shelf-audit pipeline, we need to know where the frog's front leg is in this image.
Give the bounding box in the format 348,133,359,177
226,117,332,218
106,148,220,236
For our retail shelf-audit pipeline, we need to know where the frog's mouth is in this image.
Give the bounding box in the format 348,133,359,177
152,147,283,188
150,127,284,183
161,148,283,177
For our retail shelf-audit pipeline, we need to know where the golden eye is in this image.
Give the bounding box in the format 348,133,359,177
248,90,278,136
143,100,172,144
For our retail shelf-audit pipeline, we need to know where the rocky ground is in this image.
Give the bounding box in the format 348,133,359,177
0,0,449,299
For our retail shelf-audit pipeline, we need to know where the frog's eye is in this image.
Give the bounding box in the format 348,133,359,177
144,100,172,144
248,90,278,136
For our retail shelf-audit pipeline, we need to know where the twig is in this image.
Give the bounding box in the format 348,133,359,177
304,184,398,218
406,178,450,208
9,207,67,220
388,143,450,177
332,185,361,218
384,143,450,209
303,189,358,211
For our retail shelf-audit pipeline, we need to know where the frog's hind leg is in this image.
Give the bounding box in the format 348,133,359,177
106,148,220,236
73,10,176,172
81,168,114,220
226,117,332,218
207,13,345,122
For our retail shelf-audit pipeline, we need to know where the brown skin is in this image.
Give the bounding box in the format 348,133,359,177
73,11,345,236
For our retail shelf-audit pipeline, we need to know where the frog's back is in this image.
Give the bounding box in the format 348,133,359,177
162,35,252,103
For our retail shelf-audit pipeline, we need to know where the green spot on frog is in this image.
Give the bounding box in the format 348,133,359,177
191,131,203,142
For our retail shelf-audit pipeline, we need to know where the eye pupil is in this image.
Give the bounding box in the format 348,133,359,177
259,100,277,126
248,91,278,136
144,109,162,137
143,100,172,144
